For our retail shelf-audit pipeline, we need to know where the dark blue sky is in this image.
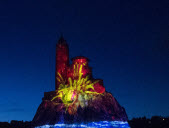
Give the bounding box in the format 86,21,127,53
0,0,169,122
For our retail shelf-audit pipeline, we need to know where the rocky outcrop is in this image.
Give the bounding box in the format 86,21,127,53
32,91,128,127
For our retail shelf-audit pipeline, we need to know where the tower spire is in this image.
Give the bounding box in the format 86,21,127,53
58,35,66,44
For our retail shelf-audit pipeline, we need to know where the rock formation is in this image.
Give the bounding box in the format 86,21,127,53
32,37,128,127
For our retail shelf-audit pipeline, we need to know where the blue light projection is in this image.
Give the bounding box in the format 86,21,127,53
35,121,130,128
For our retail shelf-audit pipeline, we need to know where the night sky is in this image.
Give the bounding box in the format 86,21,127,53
0,0,169,122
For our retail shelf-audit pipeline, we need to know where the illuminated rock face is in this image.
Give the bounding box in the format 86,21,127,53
35,121,130,128
32,37,129,127
33,92,128,126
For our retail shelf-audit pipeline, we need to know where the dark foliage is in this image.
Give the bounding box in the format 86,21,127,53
0,121,32,128
129,116,169,128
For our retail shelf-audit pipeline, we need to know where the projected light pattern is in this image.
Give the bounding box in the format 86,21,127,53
32,38,129,126
52,63,104,115
35,121,130,128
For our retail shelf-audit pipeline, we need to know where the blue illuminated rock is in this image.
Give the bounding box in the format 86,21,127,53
35,121,130,128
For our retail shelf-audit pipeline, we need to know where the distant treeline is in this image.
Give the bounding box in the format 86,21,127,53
0,116,168,128
0,120,32,128
128,116,169,128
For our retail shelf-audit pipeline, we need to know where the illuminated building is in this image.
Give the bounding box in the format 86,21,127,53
32,37,130,128
55,36,69,90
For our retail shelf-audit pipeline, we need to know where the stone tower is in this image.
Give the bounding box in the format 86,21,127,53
55,36,69,90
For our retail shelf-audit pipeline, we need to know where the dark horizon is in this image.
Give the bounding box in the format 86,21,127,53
0,0,169,122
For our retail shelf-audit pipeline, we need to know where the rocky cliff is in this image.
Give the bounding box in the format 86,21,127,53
32,91,128,127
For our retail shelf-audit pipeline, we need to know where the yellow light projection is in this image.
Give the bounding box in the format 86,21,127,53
52,63,102,115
